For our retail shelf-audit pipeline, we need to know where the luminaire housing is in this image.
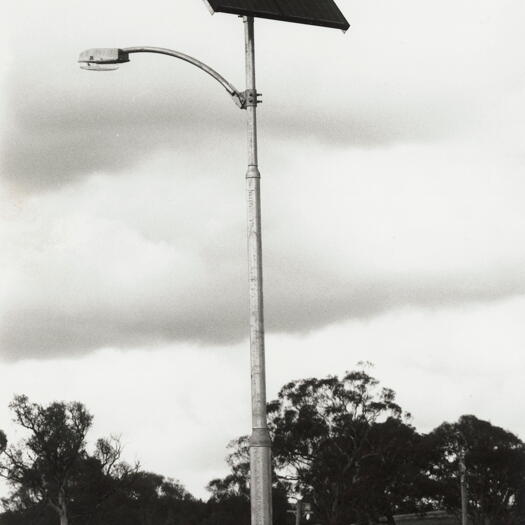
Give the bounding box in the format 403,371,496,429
78,48,130,70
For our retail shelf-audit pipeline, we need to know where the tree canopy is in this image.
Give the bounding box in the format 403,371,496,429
0,395,93,525
427,415,525,525
1,369,524,525
265,369,443,525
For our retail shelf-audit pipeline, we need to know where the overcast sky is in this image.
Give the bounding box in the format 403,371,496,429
1,0,524,500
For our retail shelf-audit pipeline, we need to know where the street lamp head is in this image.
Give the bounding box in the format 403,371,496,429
78,48,130,71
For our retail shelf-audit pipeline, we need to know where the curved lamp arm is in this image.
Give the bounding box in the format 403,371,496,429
78,46,247,109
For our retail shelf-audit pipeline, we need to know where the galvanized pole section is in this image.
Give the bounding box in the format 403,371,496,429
459,449,468,525
295,500,302,525
244,15,273,525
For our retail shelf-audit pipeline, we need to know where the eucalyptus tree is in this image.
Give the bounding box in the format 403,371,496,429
267,368,412,525
0,395,93,525
428,415,525,525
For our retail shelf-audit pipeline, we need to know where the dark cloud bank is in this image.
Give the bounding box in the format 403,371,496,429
2,256,524,362
1,68,468,192
1,56,520,362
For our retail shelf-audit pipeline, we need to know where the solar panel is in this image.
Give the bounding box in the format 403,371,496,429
203,0,349,31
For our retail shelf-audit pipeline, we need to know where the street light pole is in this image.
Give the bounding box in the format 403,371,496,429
78,34,272,524
295,499,303,525
244,16,273,525
80,6,347,521
459,448,468,525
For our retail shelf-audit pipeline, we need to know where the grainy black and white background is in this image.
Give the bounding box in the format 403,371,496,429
1,0,524,499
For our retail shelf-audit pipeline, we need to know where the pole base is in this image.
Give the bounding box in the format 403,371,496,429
250,441,273,525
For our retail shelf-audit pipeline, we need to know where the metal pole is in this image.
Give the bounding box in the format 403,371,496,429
459,449,468,525
295,500,303,525
244,15,272,525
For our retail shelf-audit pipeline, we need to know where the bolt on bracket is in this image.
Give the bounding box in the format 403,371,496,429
231,89,262,109
244,89,262,107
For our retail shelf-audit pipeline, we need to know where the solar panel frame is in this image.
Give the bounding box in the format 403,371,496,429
203,0,349,31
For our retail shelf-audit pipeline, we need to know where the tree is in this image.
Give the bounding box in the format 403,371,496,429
0,395,93,525
207,436,251,503
267,368,409,525
0,430,6,453
65,437,140,524
516,476,525,525
0,397,206,525
353,417,440,524
428,415,525,525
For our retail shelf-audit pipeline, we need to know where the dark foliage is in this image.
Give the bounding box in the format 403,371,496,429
2,371,525,525
267,369,425,525
426,415,525,525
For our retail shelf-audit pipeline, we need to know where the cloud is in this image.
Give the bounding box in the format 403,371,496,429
1,0,525,360
1,296,524,498
0,343,253,499
1,134,525,360
264,295,525,441
1,0,525,506
1,67,244,190
2,55,471,191
0,157,247,359
5,0,523,191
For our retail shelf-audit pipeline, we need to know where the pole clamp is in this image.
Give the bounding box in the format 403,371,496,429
243,89,262,108
250,428,271,447
232,89,262,109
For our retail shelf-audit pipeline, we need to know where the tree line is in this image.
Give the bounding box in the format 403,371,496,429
1,368,524,525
